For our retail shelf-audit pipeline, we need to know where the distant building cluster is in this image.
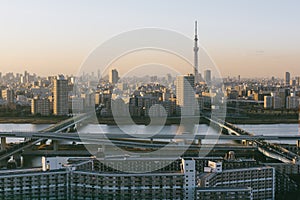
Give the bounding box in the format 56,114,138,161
0,69,299,117
224,72,300,111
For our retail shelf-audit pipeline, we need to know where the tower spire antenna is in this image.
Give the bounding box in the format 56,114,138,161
193,21,199,84
195,20,198,38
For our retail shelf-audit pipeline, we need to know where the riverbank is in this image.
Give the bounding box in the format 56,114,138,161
94,116,299,125
226,117,298,124
226,113,298,124
0,116,68,124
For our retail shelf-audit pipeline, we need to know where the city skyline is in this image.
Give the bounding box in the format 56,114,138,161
1,69,300,80
0,1,299,77
0,2,300,199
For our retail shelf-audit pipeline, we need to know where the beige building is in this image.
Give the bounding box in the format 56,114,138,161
176,74,196,116
31,98,50,116
1,89,14,103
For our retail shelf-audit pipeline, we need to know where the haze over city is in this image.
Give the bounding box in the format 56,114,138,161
0,0,300,77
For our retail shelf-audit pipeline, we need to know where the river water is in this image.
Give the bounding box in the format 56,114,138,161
238,123,299,144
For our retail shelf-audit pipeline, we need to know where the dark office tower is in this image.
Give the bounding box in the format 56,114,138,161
109,69,119,84
24,70,29,83
193,21,199,84
204,69,211,84
53,75,68,115
285,72,290,86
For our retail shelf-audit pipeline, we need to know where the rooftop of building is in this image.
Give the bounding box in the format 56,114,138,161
197,186,252,192
0,168,67,177
221,165,274,173
199,165,275,181
68,156,225,163
0,167,42,175
73,170,183,177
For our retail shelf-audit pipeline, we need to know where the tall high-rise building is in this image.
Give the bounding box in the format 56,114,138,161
204,69,211,84
97,69,101,80
24,70,29,83
285,72,290,86
166,73,172,83
176,74,196,116
53,75,68,115
296,76,300,86
193,21,199,84
109,69,119,84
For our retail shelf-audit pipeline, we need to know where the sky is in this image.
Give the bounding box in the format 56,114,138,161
0,0,299,78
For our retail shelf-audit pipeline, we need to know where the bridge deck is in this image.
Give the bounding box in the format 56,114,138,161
205,116,299,164
0,113,91,161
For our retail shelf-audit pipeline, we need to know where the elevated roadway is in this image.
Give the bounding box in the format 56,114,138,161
1,131,300,141
204,116,300,164
0,112,93,161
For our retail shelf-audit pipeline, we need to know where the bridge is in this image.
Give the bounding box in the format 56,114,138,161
0,131,298,159
1,131,300,142
0,112,93,161
205,116,300,164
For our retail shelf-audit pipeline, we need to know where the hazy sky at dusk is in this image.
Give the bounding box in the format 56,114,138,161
0,0,299,78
